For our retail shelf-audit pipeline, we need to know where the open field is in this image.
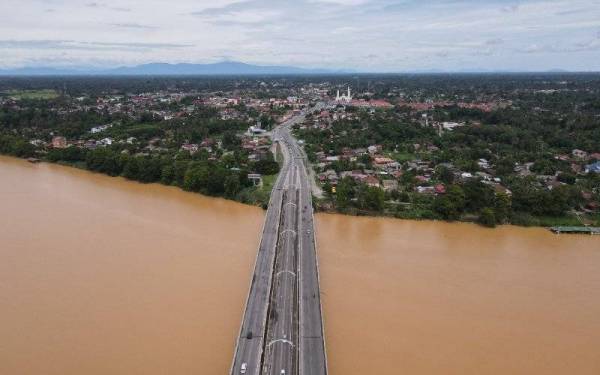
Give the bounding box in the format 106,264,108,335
3,89,59,100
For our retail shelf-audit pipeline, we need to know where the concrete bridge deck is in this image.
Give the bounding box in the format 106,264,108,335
231,108,327,375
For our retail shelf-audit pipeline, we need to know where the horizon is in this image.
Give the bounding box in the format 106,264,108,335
1,1,599,72
1,60,600,75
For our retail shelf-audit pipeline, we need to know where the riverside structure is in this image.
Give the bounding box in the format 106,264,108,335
230,107,327,375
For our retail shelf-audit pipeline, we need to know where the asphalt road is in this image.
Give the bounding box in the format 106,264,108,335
231,106,327,375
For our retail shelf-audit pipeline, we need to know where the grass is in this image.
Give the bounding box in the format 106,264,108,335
4,89,59,100
535,215,588,227
388,151,415,163
237,173,278,208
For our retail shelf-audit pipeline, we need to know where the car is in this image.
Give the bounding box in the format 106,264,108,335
240,363,247,374
280,370,286,375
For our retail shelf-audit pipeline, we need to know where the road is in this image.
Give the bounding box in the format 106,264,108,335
231,106,327,375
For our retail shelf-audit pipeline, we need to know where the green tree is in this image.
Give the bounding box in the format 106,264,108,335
494,193,512,223
435,165,455,184
183,163,210,192
478,207,497,227
463,179,495,212
433,185,465,220
123,157,140,180
224,174,241,198
335,177,354,209
357,185,385,212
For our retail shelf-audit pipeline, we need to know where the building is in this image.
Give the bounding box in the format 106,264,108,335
382,180,399,192
335,87,352,103
585,161,600,174
572,149,588,160
364,175,380,188
248,121,267,135
442,122,465,131
247,173,263,186
90,124,112,134
51,136,67,148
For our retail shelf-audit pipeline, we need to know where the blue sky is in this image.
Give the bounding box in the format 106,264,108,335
0,0,599,71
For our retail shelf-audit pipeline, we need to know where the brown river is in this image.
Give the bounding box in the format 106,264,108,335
1,155,600,374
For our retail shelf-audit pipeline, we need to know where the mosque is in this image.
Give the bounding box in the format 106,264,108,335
335,87,352,103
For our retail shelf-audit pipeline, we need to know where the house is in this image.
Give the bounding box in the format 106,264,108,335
29,139,46,147
247,173,263,186
415,175,430,183
416,186,435,194
442,122,465,131
51,136,67,148
488,182,513,196
477,158,490,170
181,143,199,154
372,157,396,169
572,149,588,160
248,125,267,135
367,145,382,154
364,175,380,188
585,161,600,174
475,172,493,181
90,124,112,134
84,140,98,149
382,180,399,192
390,170,403,179
434,184,446,194
515,162,534,176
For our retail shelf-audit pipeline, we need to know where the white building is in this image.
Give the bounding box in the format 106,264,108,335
442,122,465,131
335,87,352,103
90,124,112,134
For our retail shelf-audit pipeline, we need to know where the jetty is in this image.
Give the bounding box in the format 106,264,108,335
550,226,600,235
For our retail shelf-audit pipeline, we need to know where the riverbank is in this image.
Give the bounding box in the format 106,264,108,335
6,152,598,229
21,154,278,209
314,197,600,229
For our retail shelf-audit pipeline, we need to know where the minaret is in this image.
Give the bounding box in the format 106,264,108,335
336,90,340,101
347,86,351,100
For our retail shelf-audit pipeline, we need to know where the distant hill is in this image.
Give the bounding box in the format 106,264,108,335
0,61,343,76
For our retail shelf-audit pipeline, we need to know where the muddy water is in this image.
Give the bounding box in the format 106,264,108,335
3,155,600,375
0,156,264,375
316,214,600,374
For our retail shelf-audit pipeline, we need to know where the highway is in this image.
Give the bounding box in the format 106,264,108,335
231,106,327,375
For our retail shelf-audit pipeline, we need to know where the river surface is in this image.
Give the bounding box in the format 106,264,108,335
0,156,264,375
2,156,600,374
317,214,600,374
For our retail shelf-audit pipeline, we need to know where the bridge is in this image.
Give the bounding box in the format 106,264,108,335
231,107,327,375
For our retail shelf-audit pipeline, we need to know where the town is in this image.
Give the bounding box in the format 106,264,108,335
1,74,599,227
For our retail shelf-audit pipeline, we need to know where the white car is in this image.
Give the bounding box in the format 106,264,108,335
240,363,247,374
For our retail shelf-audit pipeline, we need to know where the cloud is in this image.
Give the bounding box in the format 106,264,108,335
85,2,130,12
485,38,504,46
501,4,519,13
110,23,158,30
0,39,192,51
1,0,599,71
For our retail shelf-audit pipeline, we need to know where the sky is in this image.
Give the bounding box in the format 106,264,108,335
0,0,599,71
